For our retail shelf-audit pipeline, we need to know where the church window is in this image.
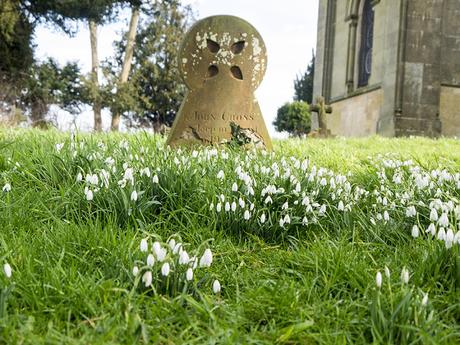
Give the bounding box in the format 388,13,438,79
358,0,374,87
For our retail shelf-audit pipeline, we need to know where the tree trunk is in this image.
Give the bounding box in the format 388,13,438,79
89,19,102,132
111,6,140,131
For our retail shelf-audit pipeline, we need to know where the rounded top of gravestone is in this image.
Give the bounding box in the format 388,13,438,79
178,15,267,91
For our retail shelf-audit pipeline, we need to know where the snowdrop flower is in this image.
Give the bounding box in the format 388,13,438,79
179,250,190,265
422,292,429,306
244,210,251,220
147,254,155,267
282,201,289,210
411,225,419,238
130,190,138,202
319,204,327,216
383,210,390,222
445,229,454,249
454,231,460,244
55,143,64,152
302,216,308,226
384,266,390,278
168,239,176,250
438,213,449,227
199,249,213,267
132,266,139,276
239,198,246,208
260,213,266,224
225,202,230,212
216,202,222,213
140,167,151,177
376,271,382,289
2,183,11,192
85,189,94,201
3,263,12,278
283,214,291,224
337,201,345,211
426,223,436,236
140,238,148,252
161,262,170,276
217,170,225,180
401,267,409,284
405,206,416,218
279,218,285,227
152,174,159,184
76,173,83,182
142,271,152,287
231,201,237,212
213,279,221,294
437,227,446,241
430,208,438,222
186,268,193,281
209,202,214,211
232,183,238,192
264,196,273,204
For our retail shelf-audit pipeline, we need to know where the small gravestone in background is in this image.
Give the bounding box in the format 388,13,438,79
166,15,273,149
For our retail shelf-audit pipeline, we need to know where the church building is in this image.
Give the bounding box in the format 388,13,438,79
313,0,460,137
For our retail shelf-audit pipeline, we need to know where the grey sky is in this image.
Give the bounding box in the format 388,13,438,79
34,0,319,134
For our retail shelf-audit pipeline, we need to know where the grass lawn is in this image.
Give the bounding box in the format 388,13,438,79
0,128,459,344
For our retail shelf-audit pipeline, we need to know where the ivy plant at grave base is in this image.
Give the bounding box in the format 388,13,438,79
0,128,459,344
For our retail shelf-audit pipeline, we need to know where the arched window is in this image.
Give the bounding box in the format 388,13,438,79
357,0,374,87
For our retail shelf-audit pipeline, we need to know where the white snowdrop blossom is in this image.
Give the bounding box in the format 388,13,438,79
426,223,436,236
260,213,266,224
142,271,152,287
132,266,139,276
179,250,190,265
76,173,83,182
152,174,159,184
2,183,11,192
213,279,221,293
225,202,230,212
186,268,193,281
216,202,222,213
401,267,409,284
231,201,237,212
232,183,238,192
85,189,94,201
376,271,382,289
217,170,225,180
430,208,439,222
422,292,429,306
147,254,155,267
161,262,170,276
130,190,138,202
437,227,446,241
3,263,12,278
445,228,454,249
411,225,419,238
140,238,148,252
244,210,250,220
199,249,213,267
384,266,390,278
406,206,416,218
438,213,449,227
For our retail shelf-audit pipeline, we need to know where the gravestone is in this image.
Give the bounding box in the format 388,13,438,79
166,15,272,149
309,96,333,138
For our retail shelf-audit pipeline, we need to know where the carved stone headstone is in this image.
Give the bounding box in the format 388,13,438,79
166,15,272,149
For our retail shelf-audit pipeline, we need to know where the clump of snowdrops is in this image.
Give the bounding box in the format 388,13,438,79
131,235,220,297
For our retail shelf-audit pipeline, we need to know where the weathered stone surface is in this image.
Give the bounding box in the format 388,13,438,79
166,15,272,149
314,0,460,138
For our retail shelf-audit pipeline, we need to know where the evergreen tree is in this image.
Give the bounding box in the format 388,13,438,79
294,51,315,104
